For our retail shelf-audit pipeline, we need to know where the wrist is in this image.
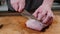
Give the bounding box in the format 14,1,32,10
39,4,51,10
41,0,54,9
42,4,52,8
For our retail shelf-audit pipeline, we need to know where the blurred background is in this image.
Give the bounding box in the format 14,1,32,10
0,0,60,11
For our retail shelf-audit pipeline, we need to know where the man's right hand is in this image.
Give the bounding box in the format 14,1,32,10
10,0,25,12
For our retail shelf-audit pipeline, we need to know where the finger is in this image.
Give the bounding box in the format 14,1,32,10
46,17,53,26
42,11,53,25
41,11,47,22
33,8,42,18
42,12,50,24
12,3,18,11
37,10,47,21
44,11,53,26
41,15,46,22
37,13,42,21
33,10,39,18
18,0,25,12
41,10,47,17
10,0,19,11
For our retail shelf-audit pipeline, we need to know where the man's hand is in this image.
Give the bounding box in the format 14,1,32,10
10,0,25,12
26,5,54,31
33,5,54,26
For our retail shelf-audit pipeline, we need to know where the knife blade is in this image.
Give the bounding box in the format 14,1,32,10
21,10,37,20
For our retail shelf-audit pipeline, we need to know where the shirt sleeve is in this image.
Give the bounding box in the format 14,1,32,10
6,0,15,11
25,0,43,12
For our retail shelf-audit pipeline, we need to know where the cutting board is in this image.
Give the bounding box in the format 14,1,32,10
0,12,60,34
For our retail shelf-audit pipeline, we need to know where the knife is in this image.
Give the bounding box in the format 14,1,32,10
21,10,37,20
0,9,38,21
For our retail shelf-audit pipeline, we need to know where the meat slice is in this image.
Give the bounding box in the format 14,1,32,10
26,19,45,31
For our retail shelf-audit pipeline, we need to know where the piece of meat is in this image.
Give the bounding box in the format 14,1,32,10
26,19,45,31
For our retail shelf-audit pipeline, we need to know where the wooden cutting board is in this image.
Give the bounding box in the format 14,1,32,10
0,12,60,34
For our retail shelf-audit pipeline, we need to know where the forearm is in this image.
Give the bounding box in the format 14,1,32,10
42,0,54,8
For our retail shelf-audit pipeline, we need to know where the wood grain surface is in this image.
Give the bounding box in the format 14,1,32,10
0,11,60,34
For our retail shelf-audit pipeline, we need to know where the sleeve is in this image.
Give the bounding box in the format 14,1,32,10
25,0,43,12
6,0,15,11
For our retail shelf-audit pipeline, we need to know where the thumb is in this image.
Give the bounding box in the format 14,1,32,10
18,0,25,12
10,0,19,11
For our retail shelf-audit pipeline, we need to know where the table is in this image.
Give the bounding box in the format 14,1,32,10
0,11,60,34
